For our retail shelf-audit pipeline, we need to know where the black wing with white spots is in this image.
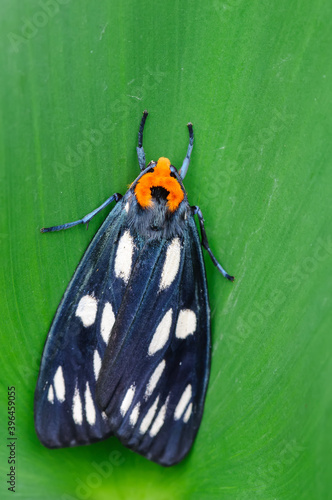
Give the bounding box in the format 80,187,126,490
34,200,145,448
96,214,211,466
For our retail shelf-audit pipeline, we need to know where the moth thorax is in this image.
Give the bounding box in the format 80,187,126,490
150,186,170,204
134,157,184,212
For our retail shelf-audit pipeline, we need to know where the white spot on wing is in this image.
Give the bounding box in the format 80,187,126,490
174,384,192,420
148,309,173,356
47,385,54,404
159,237,181,291
72,384,83,425
149,396,169,437
100,302,115,344
53,366,65,403
144,360,166,399
175,309,197,339
183,402,193,423
124,201,129,213
85,382,96,425
93,350,102,379
120,384,135,417
76,295,98,327
114,230,134,283
139,396,160,434
129,402,140,426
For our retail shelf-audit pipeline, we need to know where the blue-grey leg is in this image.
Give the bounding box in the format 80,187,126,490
41,193,123,233
192,205,234,281
136,110,149,171
179,123,194,179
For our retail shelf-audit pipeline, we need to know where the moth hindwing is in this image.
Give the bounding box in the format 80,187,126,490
34,111,234,467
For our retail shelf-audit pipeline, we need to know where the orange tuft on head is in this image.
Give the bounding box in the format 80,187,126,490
134,157,184,211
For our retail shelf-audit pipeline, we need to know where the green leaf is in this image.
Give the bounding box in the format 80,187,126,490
1,0,331,498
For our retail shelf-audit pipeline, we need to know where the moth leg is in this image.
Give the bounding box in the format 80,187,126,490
179,122,194,180
192,205,234,281
136,110,148,171
41,193,123,233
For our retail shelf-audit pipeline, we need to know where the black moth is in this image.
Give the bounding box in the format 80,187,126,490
34,111,234,466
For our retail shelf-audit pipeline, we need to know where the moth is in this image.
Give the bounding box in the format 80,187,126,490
34,111,234,466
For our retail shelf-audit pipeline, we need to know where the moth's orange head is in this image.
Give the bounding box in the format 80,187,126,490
134,157,184,212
